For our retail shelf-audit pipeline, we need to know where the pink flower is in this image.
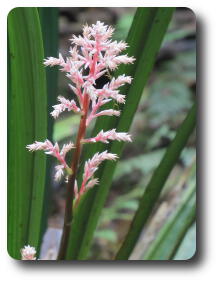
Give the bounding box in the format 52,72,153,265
44,53,65,67
95,109,120,118
54,165,65,181
84,151,118,180
96,88,126,104
66,68,84,87
86,107,121,126
60,142,75,158
77,151,118,197
26,139,57,154
104,55,135,70
51,96,81,119
68,84,83,107
21,245,36,260
86,178,99,190
108,75,132,90
26,140,74,161
83,129,132,144
43,21,134,126
26,140,74,181
28,21,135,204
105,41,128,55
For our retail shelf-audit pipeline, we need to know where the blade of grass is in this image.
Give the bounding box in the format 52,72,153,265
143,182,196,260
38,7,59,242
8,7,47,259
38,7,58,141
66,7,175,260
115,103,196,260
173,223,196,260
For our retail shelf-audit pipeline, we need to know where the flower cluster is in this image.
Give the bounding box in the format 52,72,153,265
27,140,74,181
26,21,134,199
75,151,118,199
83,129,132,144
51,96,81,119
21,245,37,260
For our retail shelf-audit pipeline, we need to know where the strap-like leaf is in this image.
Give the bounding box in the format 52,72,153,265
143,183,196,260
115,103,196,260
8,8,47,259
38,7,59,239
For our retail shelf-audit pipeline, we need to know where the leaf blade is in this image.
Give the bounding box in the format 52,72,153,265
143,183,196,260
115,103,196,260
38,6,59,242
7,7,47,259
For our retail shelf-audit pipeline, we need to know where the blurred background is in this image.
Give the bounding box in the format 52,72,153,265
40,7,196,260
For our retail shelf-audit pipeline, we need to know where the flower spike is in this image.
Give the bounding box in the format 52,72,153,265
27,21,135,210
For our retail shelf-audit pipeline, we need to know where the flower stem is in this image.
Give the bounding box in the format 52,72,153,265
57,94,89,260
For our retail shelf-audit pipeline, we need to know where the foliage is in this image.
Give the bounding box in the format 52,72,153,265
143,181,196,260
7,7,196,261
115,103,196,259
38,6,59,241
174,223,196,260
8,7,47,259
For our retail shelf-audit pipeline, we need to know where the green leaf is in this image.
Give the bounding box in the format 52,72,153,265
38,7,58,142
66,7,175,260
115,103,196,260
143,183,196,260
173,223,196,260
8,7,47,259
38,7,59,238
